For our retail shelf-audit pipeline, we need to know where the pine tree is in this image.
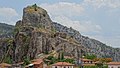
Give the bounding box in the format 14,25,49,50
61,51,64,60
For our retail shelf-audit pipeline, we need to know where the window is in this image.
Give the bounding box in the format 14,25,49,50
55,66,57,68
90,61,92,64
111,67,113,68
64,66,66,68
118,67,120,68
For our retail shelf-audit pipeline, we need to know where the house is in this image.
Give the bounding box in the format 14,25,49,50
81,59,94,64
82,59,95,66
107,62,120,68
0,63,11,68
79,58,95,66
52,62,74,68
12,62,24,68
64,56,95,66
32,59,43,68
25,58,43,68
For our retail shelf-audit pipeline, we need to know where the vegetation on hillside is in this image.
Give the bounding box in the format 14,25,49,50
44,55,74,65
0,23,14,36
84,54,97,60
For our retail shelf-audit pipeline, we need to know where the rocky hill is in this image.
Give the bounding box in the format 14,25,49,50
0,4,120,63
53,22,120,61
0,23,14,38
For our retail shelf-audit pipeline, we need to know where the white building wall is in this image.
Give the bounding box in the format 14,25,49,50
108,65,120,68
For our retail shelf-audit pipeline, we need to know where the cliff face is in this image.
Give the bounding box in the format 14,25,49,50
13,5,84,62
53,22,120,61
0,5,120,63
16,6,52,31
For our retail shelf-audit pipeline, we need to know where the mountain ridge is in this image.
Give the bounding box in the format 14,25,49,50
0,23,14,38
52,22,120,61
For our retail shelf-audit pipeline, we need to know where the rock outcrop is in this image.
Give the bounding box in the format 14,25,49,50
16,5,52,31
0,4,120,63
13,5,85,63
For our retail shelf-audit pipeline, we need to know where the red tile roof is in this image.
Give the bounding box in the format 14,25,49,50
52,62,74,66
82,59,92,61
107,62,120,65
80,58,93,62
0,63,11,67
31,58,43,64
25,58,43,67
82,64,95,66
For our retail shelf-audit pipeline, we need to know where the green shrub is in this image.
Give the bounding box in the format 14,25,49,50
84,54,97,60
23,56,31,65
4,56,12,64
45,56,75,65
47,56,54,60
62,58,75,64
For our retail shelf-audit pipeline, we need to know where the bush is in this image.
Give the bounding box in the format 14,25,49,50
62,58,75,64
47,56,54,60
4,56,12,64
84,66,97,68
23,57,31,65
45,56,75,65
45,56,58,65
84,54,97,60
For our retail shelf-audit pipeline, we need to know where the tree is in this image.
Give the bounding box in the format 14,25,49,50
47,56,54,60
23,56,31,65
4,56,12,64
93,58,99,62
96,62,103,68
85,54,97,60
45,56,58,65
58,53,61,60
97,58,112,64
104,58,112,63
63,58,75,64
61,51,64,60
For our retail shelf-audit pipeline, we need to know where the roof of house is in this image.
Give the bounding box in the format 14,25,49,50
80,58,93,62
52,62,74,66
32,61,42,65
25,58,43,67
107,62,120,65
82,64,95,66
64,56,73,59
0,63,11,67
31,58,43,64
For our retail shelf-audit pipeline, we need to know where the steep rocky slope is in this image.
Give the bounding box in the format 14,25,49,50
0,23,14,38
53,22,120,61
0,5,85,63
0,5,120,63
